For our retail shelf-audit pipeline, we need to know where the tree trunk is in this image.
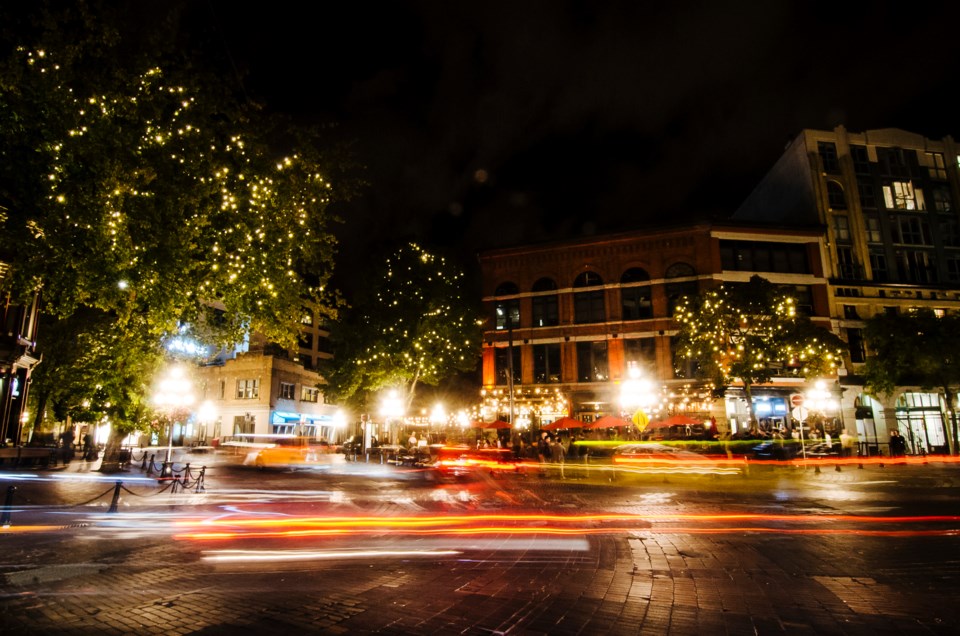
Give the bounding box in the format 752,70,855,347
30,390,49,432
744,382,758,432
97,425,124,473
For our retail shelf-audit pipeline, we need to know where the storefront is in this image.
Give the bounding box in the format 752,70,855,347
895,392,950,454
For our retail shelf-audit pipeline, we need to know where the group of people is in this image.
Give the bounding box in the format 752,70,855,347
57,429,98,463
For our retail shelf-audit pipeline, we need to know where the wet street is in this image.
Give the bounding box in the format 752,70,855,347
1,454,959,635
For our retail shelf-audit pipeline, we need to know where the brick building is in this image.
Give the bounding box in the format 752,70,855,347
478,221,832,438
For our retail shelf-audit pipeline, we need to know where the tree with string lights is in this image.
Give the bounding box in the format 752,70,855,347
673,275,844,431
0,3,356,465
323,242,482,417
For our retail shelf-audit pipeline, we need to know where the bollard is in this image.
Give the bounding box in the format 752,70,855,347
195,466,206,492
835,464,841,472
108,481,122,513
1,485,16,527
814,463,821,474
146,454,156,476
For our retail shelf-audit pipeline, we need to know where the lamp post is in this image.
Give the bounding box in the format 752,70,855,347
153,366,195,480
379,389,404,447
620,365,657,435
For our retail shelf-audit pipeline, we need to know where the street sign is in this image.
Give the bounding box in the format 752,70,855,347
791,406,809,422
790,394,805,408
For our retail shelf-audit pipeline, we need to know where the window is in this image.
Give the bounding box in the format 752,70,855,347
890,215,930,245
883,181,925,210
926,152,947,180
494,282,520,330
790,286,814,315
843,305,860,319
941,221,960,248
279,382,295,400
877,147,910,178
670,337,699,379
932,187,953,213
850,145,871,174
236,379,260,399
219,379,226,400
620,268,652,320
865,215,882,243
623,338,656,371
300,308,313,326
857,180,877,209
719,241,810,274
233,415,254,435
576,341,608,382
495,346,521,385
946,256,960,282
533,343,561,383
818,141,840,173
836,247,858,279
664,263,698,317
869,248,889,282
833,215,850,242
301,386,319,402
895,250,937,284
531,278,559,327
847,328,866,364
573,271,606,324
827,181,846,210
298,332,314,349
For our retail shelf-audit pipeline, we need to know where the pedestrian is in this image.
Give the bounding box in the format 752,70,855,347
537,432,550,463
82,432,96,461
408,433,417,448
550,437,566,479
889,430,906,457
839,429,855,457
59,428,75,463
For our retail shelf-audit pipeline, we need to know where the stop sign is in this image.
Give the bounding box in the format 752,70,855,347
790,394,805,408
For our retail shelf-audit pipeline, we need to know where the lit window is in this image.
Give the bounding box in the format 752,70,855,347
236,379,260,399
833,215,850,242
883,181,925,210
926,152,947,180
301,386,320,403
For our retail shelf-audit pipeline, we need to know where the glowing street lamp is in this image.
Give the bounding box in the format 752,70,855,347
153,366,195,479
620,365,658,432
379,389,405,447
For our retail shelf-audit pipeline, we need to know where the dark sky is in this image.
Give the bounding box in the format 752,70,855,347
200,0,959,284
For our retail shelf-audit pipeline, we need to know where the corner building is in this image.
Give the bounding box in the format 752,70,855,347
478,222,833,437
735,127,960,455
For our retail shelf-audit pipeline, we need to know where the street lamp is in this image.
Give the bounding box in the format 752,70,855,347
153,366,195,479
620,365,657,433
379,389,404,447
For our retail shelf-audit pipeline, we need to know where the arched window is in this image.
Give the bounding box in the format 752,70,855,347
664,263,697,317
531,277,559,327
494,281,520,330
573,271,605,324
620,267,652,320
827,181,847,210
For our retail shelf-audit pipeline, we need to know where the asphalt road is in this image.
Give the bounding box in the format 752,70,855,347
1,451,958,635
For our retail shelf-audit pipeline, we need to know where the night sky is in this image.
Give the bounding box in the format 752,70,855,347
198,1,958,285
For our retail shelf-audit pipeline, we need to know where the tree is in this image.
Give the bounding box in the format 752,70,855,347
673,275,845,430
863,309,960,455
1,2,356,465
324,242,482,416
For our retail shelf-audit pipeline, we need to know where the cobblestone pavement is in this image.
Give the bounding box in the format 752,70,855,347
1,451,958,635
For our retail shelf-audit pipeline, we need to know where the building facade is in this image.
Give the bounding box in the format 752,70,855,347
734,127,960,454
478,222,835,438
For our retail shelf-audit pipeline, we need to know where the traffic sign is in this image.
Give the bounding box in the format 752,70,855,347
790,394,805,408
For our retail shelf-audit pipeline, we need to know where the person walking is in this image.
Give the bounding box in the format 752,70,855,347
550,437,566,479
